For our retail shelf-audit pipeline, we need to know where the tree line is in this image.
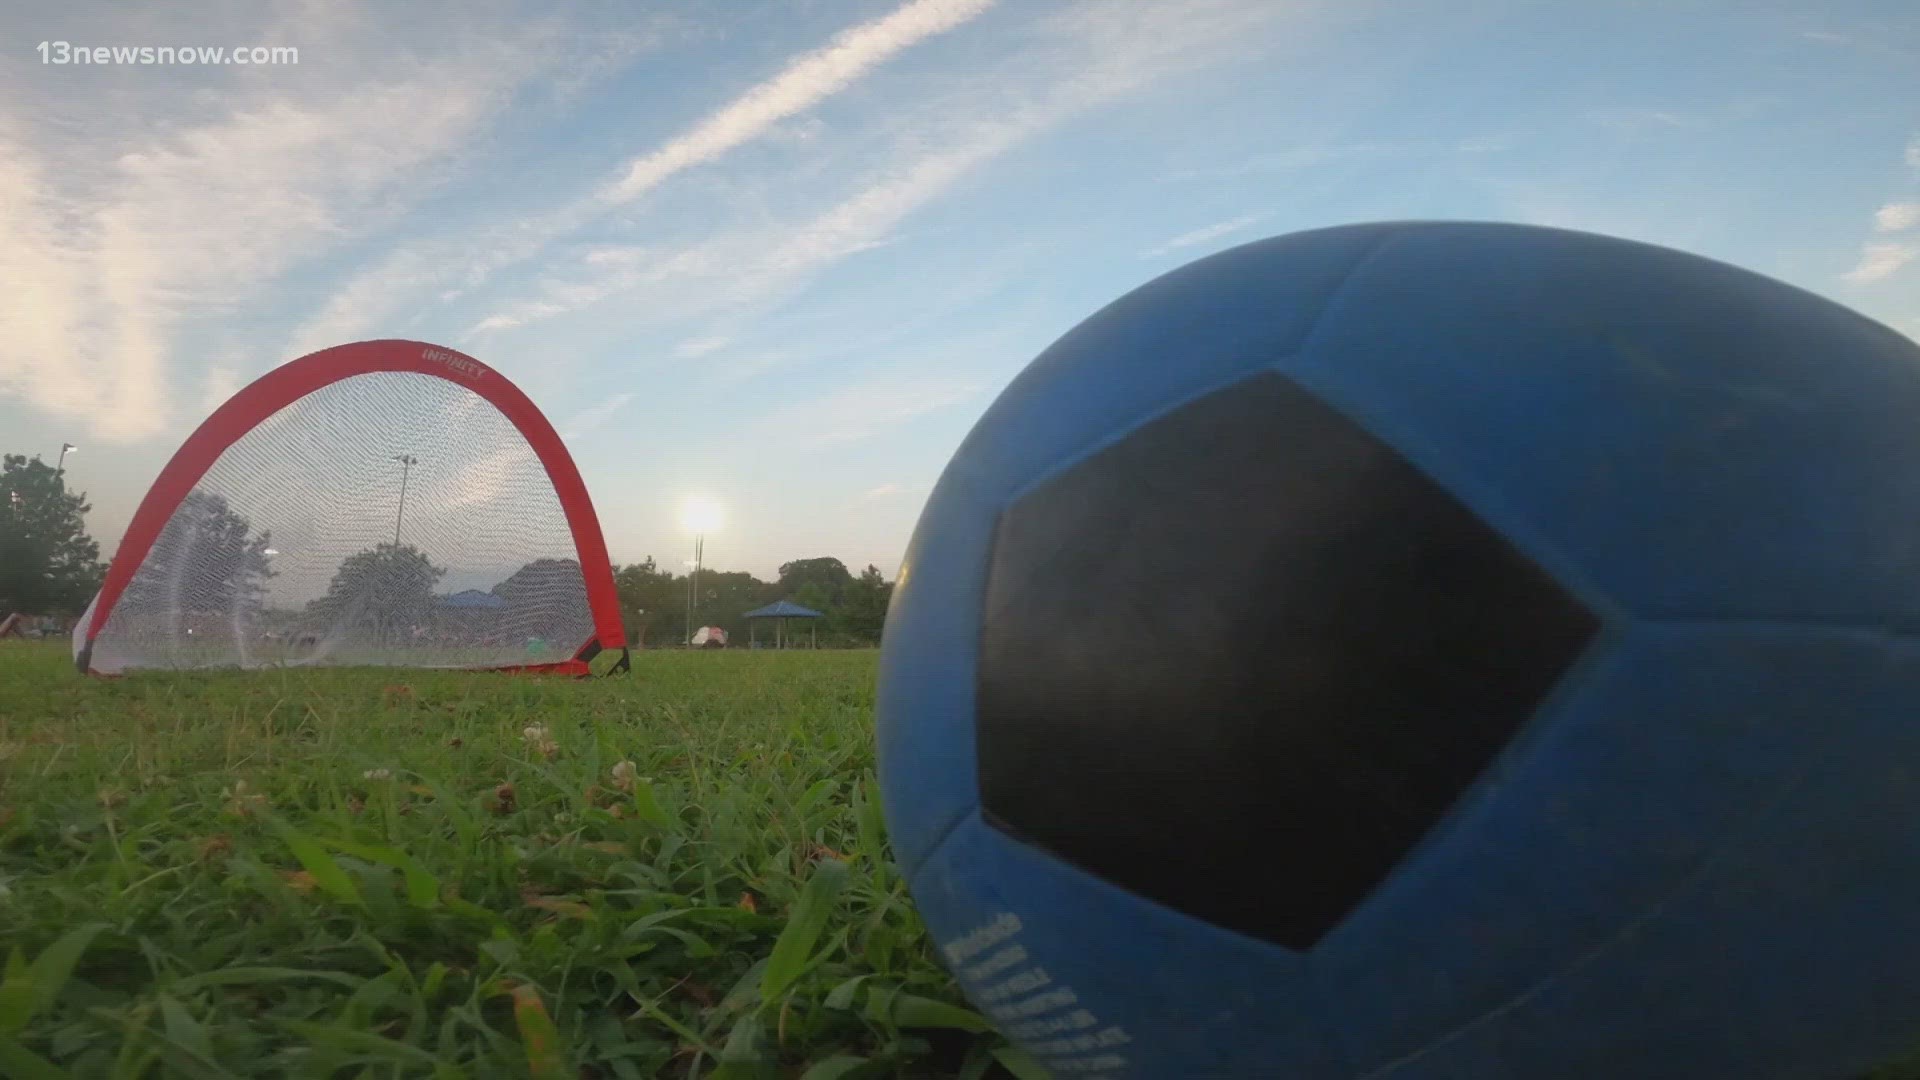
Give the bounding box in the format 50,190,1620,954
614,555,894,648
2,452,895,647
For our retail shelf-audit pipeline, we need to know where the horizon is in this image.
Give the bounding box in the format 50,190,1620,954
3,0,1918,581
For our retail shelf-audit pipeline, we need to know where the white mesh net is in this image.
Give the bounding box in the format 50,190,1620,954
86,371,597,672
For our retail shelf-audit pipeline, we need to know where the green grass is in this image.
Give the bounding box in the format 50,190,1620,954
16,637,1915,1080
0,642,1031,1079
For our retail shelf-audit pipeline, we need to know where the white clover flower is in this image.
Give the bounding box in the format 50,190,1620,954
610,760,638,793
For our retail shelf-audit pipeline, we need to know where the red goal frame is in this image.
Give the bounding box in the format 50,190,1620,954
78,339,627,676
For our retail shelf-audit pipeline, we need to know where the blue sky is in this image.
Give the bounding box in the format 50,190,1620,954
2,0,1917,580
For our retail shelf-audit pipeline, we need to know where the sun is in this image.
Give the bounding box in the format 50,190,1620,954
679,496,724,533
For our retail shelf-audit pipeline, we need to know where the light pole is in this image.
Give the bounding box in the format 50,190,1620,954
687,534,704,643
392,454,418,546
56,442,75,474
679,497,723,646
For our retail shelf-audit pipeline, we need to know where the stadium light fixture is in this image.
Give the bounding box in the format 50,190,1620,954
392,454,419,546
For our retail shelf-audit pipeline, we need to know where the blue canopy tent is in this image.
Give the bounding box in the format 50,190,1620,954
743,599,825,648
434,589,509,648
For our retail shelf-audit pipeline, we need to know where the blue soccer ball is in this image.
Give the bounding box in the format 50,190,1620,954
876,221,1920,1079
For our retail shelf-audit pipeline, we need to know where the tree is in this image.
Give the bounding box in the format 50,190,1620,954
307,543,444,639
693,569,777,643
493,558,584,608
613,557,679,645
116,490,275,621
609,556,898,648
792,581,835,615
488,557,589,645
0,454,104,617
612,558,783,647
833,564,893,642
777,557,852,605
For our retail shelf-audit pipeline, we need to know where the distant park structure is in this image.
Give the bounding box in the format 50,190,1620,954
743,599,824,648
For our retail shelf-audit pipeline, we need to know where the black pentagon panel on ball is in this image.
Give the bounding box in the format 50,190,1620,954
976,372,1599,951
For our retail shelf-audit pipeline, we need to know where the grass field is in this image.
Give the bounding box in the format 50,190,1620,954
0,641,1033,1079
13,639,1920,1080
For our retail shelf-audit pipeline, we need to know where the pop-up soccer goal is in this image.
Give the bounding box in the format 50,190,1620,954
75,340,626,675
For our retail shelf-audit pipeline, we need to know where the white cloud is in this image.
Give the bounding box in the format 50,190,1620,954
1,11,626,441
290,246,445,359
750,379,981,446
723,0,1305,292
466,315,520,336
438,444,538,510
461,129,1020,338
1876,202,1920,233
1181,146,1376,179
0,124,95,422
1834,139,1920,287
310,0,994,355
1141,211,1271,258
676,334,734,359
1590,110,1698,135
290,200,603,355
468,0,1313,338
585,245,650,266
459,250,694,340
763,129,1026,274
560,392,636,439
605,0,998,203
1843,241,1917,284
768,117,830,145
200,365,243,412
701,349,799,390
4,82,497,438
863,481,927,500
